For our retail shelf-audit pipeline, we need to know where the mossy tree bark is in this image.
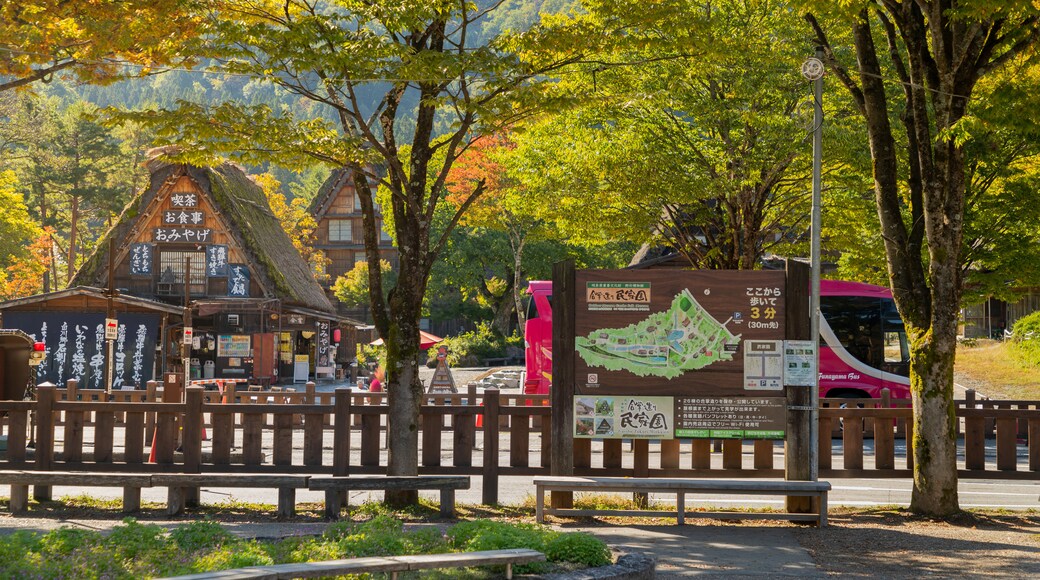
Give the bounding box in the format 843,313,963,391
807,3,1040,516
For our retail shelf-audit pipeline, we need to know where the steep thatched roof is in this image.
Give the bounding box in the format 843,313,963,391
73,162,334,313
308,167,352,219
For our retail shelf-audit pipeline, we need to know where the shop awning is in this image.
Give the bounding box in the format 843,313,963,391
370,330,442,350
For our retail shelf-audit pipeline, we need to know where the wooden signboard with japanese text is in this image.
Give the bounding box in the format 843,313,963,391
574,269,786,398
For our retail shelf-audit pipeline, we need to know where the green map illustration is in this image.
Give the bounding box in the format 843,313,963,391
576,289,741,379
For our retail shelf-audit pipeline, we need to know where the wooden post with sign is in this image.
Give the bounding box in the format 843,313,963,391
550,259,576,509
785,259,812,514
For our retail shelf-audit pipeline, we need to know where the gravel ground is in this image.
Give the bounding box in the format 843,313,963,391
794,508,1040,578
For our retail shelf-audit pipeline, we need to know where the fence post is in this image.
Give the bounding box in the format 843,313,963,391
305,381,316,404
469,383,479,450
333,388,351,476
66,378,78,401
482,388,500,505
34,384,56,501
182,386,204,506
145,380,158,442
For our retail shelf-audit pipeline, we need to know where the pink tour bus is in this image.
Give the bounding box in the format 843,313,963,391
523,279,911,401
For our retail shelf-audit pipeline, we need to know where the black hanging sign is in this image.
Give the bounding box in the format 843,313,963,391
228,264,250,297
207,244,229,277
129,243,153,275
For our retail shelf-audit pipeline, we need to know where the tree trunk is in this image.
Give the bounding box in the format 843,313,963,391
383,278,424,506
907,325,959,515
511,233,527,331
491,293,513,337
67,194,79,284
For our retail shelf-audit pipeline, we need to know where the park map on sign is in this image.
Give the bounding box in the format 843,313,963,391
576,289,740,379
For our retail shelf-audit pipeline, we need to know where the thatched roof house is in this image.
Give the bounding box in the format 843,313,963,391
53,159,356,384
74,161,333,313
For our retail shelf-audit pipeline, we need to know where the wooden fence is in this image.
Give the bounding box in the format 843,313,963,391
1,383,1039,505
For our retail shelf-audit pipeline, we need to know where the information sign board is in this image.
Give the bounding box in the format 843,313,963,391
575,269,786,397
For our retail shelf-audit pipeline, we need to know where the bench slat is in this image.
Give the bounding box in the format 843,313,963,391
308,475,469,491
152,474,311,487
0,471,152,487
533,476,830,492
157,550,545,580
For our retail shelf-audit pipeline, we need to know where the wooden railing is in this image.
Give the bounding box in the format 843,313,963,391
1,384,1038,506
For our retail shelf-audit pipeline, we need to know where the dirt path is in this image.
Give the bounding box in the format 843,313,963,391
794,509,1040,578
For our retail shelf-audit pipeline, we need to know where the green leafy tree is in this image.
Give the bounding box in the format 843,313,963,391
510,0,812,269
0,1,204,92
112,0,590,503
805,1,1040,515
0,170,41,269
333,260,397,310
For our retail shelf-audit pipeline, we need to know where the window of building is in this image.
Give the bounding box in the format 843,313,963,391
329,219,352,242
353,193,361,211
353,252,368,266
156,249,206,296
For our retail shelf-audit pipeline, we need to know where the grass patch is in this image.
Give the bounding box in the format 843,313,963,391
956,339,1040,399
0,516,612,579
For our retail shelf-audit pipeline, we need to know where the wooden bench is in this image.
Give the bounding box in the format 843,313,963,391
308,475,470,520
534,476,831,527
152,473,311,519
158,548,545,580
0,470,153,513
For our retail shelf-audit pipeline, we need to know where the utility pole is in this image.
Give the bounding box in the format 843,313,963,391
802,48,825,481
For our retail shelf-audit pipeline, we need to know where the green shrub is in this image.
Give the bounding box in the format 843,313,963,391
545,533,612,567
1010,311,1040,365
429,323,520,367
169,521,236,552
402,527,450,555
192,541,274,572
0,513,610,578
447,520,555,574
39,526,99,555
282,537,345,563
106,518,168,560
337,515,406,557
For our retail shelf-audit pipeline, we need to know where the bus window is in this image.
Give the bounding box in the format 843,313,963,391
881,298,910,375
525,295,538,321
820,296,883,369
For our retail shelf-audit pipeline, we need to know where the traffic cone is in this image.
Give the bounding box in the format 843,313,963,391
148,427,158,463
476,402,484,428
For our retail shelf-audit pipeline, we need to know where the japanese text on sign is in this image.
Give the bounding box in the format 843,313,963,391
674,396,785,439
316,321,331,367
163,210,205,226
129,243,152,275
574,395,673,439
228,264,250,297
207,245,229,277
154,227,213,243
170,193,198,207
585,281,651,312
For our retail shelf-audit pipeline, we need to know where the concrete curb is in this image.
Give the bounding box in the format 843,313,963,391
530,553,655,580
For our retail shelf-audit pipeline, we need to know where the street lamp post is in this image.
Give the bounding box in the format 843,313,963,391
802,49,825,481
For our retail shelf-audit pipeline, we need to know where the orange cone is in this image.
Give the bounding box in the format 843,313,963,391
148,427,158,463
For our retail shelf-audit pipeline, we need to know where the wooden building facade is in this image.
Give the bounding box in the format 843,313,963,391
309,168,398,316
0,160,361,388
